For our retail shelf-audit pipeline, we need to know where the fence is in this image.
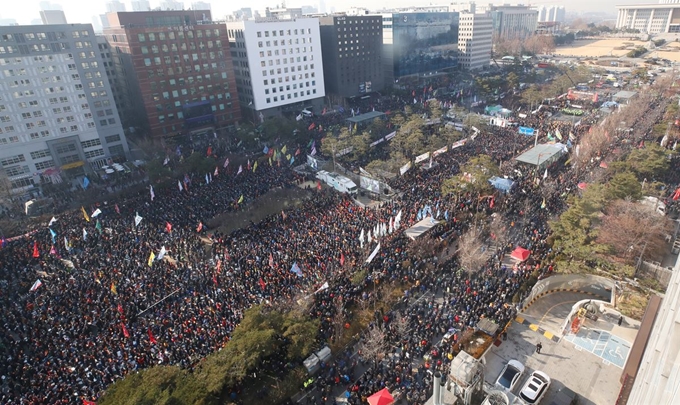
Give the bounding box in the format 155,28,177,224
639,261,673,290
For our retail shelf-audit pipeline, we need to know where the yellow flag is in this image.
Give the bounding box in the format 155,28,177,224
286,154,291,161
110,282,117,295
253,161,258,172
269,156,273,166
238,195,244,204
81,206,90,222
281,145,287,154
148,251,156,267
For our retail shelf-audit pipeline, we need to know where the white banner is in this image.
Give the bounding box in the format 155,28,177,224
432,146,448,157
369,137,385,147
414,152,430,164
307,155,319,170
400,161,412,176
384,131,397,141
366,243,381,263
451,139,468,150
360,176,380,193
336,146,353,157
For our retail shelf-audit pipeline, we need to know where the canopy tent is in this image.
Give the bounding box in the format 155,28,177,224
484,105,511,116
515,143,567,169
346,111,386,124
488,176,515,193
511,247,531,262
404,218,442,240
368,388,394,405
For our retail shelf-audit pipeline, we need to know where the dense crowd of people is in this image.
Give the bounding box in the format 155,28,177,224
0,75,675,405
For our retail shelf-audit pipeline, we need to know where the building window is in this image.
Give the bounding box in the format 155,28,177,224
0,154,25,166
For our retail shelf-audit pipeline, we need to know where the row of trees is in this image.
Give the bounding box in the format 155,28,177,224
493,34,556,57
99,305,319,405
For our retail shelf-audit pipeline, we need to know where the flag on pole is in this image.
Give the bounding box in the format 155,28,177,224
148,328,157,345
238,195,244,204
81,206,90,222
543,168,548,180
110,282,117,295
48,216,57,226
49,245,57,256
317,181,322,190
223,158,230,169
165,222,172,233
30,279,43,292
541,198,546,209
253,161,258,172
82,177,90,189
206,145,212,157
32,241,40,258
163,156,169,165
673,187,680,201
340,252,345,266
50,228,57,243
150,185,155,201
196,222,203,233
259,277,266,290
311,146,317,156
121,323,130,338
269,252,274,268
134,213,143,227
64,236,69,251
237,165,243,175
290,156,295,165
95,219,102,234
281,145,287,154
214,166,219,177
178,180,183,191
366,243,381,263
247,159,251,170
205,173,210,184
295,148,301,156
115,204,120,215
157,246,167,261
263,145,269,154
314,282,329,294
91,208,102,218
290,262,303,277
82,228,87,241
281,210,287,220
148,251,156,266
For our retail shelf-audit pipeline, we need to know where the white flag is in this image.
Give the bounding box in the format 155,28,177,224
134,212,143,227
366,243,381,263
48,217,57,226
178,180,183,192
82,228,87,240
91,208,102,218
367,230,372,244
223,158,230,169
543,168,548,180
209,173,213,183
29,279,43,292
64,236,69,250
237,165,243,175
157,246,167,261
150,185,155,201
389,218,394,234
314,282,329,294
205,173,210,184
359,229,365,248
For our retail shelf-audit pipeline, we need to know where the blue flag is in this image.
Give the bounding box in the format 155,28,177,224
49,228,57,243
263,145,269,154
82,177,90,190
290,156,295,165
417,209,423,220
290,262,303,277
445,210,449,221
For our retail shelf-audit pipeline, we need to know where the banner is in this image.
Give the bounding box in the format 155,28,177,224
369,137,385,147
451,139,467,150
336,146,353,157
307,155,319,171
518,126,535,136
366,243,381,263
414,152,430,164
360,176,380,193
384,131,397,141
432,146,448,157
399,161,412,176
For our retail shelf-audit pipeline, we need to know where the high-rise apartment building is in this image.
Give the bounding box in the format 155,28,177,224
0,24,129,196
382,12,460,84
105,0,127,13
319,14,384,99
39,10,68,25
484,4,538,39
159,0,184,11
226,18,325,120
130,0,151,12
103,10,241,137
538,6,566,23
457,12,492,70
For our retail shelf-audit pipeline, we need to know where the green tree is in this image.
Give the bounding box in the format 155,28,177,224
626,143,672,180
441,154,499,196
506,72,520,90
605,171,642,201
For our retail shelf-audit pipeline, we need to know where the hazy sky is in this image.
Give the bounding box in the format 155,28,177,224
1,0,640,25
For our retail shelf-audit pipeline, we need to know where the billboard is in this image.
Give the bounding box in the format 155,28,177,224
414,152,430,164
360,175,380,193
518,126,535,136
307,155,320,171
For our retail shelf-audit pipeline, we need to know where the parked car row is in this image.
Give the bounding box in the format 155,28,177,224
493,359,552,404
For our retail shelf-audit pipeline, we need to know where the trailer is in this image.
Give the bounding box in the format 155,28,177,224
315,170,358,196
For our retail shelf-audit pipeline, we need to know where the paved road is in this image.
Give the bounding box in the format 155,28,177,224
521,291,596,337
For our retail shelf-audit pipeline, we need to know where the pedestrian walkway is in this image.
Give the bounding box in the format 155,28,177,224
563,328,631,368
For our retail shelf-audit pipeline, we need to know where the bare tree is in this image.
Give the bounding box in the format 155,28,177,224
332,296,346,342
488,214,509,251
456,226,487,273
391,313,410,342
596,199,673,262
361,325,387,365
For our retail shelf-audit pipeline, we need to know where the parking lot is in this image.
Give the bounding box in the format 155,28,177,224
482,308,640,405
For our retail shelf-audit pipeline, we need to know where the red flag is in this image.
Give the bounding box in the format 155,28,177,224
212,273,218,285
269,253,274,268
489,197,495,209
83,400,97,405
247,159,251,170
308,123,316,130
32,241,39,258
317,181,322,191
206,145,212,157
259,278,266,290
165,222,172,233
148,328,157,344
115,204,120,214
281,210,287,220
295,148,301,156
673,188,680,201
216,259,222,274
122,323,130,338
196,222,203,233
117,304,124,314
267,148,274,157
340,252,345,266
49,245,57,255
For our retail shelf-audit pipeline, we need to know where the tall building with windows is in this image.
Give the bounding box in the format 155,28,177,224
0,24,129,197
39,10,68,25
319,14,384,99
226,18,325,120
616,1,680,34
457,12,492,70
482,4,538,39
103,10,241,137
130,0,151,12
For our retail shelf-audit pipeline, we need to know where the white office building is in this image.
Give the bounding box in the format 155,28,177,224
226,18,325,120
483,4,538,39
39,10,67,25
616,1,680,34
538,6,566,23
458,12,493,70
0,24,129,197
105,0,126,13
130,0,151,11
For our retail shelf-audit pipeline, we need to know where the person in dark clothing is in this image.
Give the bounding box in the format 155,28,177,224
536,342,543,353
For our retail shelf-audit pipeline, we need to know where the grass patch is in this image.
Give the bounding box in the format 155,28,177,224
617,288,650,320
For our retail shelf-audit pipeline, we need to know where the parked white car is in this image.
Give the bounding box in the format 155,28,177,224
495,359,525,392
519,370,551,404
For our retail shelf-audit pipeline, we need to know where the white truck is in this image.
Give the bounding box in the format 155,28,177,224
316,170,358,196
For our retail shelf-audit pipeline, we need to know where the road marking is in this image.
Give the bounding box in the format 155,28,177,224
529,324,539,331
516,316,524,324
544,331,554,340
537,300,576,326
